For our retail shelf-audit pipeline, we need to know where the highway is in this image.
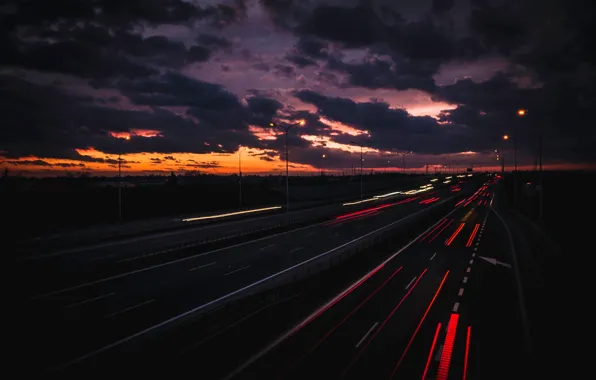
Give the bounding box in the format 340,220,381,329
220,180,526,380
43,176,528,379
15,178,456,293
14,178,480,374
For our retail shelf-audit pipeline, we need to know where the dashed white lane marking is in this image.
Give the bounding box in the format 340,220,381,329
65,293,115,309
290,247,303,253
405,277,417,290
104,299,155,318
458,288,464,296
260,244,276,251
355,321,379,348
190,262,217,271
333,233,340,237
469,259,474,264
430,252,437,261
463,277,468,283
472,253,476,258
224,265,251,276
452,302,460,312
304,232,316,237
466,267,471,273
473,247,478,251
476,242,480,246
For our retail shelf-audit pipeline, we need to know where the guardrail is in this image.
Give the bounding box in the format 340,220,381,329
218,194,457,306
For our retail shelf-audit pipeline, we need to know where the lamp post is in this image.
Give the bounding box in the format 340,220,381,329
502,134,517,172
117,135,130,222
503,134,517,207
320,154,326,176
270,119,305,213
400,151,413,173
495,149,504,173
350,141,364,200
238,145,243,208
517,108,542,225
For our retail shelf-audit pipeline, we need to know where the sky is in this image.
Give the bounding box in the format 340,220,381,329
1,0,595,176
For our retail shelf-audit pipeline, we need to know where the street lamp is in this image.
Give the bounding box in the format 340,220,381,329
400,151,413,172
238,145,243,208
517,108,543,225
350,141,365,200
495,148,504,173
269,119,305,213
503,134,517,171
117,135,130,222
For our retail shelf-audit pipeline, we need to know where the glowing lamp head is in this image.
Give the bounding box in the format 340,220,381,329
503,135,509,140
124,135,131,140
517,109,526,117
269,122,275,127
298,120,305,126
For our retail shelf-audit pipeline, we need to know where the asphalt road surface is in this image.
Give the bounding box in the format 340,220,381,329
15,179,460,290
222,183,527,380
39,179,521,379
14,179,482,374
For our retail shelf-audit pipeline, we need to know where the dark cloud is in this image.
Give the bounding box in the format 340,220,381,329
54,162,86,168
187,161,221,168
435,73,596,163
297,5,384,48
197,34,233,48
295,89,493,155
469,4,528,56
286,54,317,68
431,0,455,13
186,45,211,63
327,56,436,92
246,96,283,118
2,0,244,29
118,73,244,113
296,36,329,59
274,64,296,78
3,159,86,168
285,35,329,67
1,22,220,79
2,37,159,79
0,73,272,160
0,1,245,80
5,159,52,166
